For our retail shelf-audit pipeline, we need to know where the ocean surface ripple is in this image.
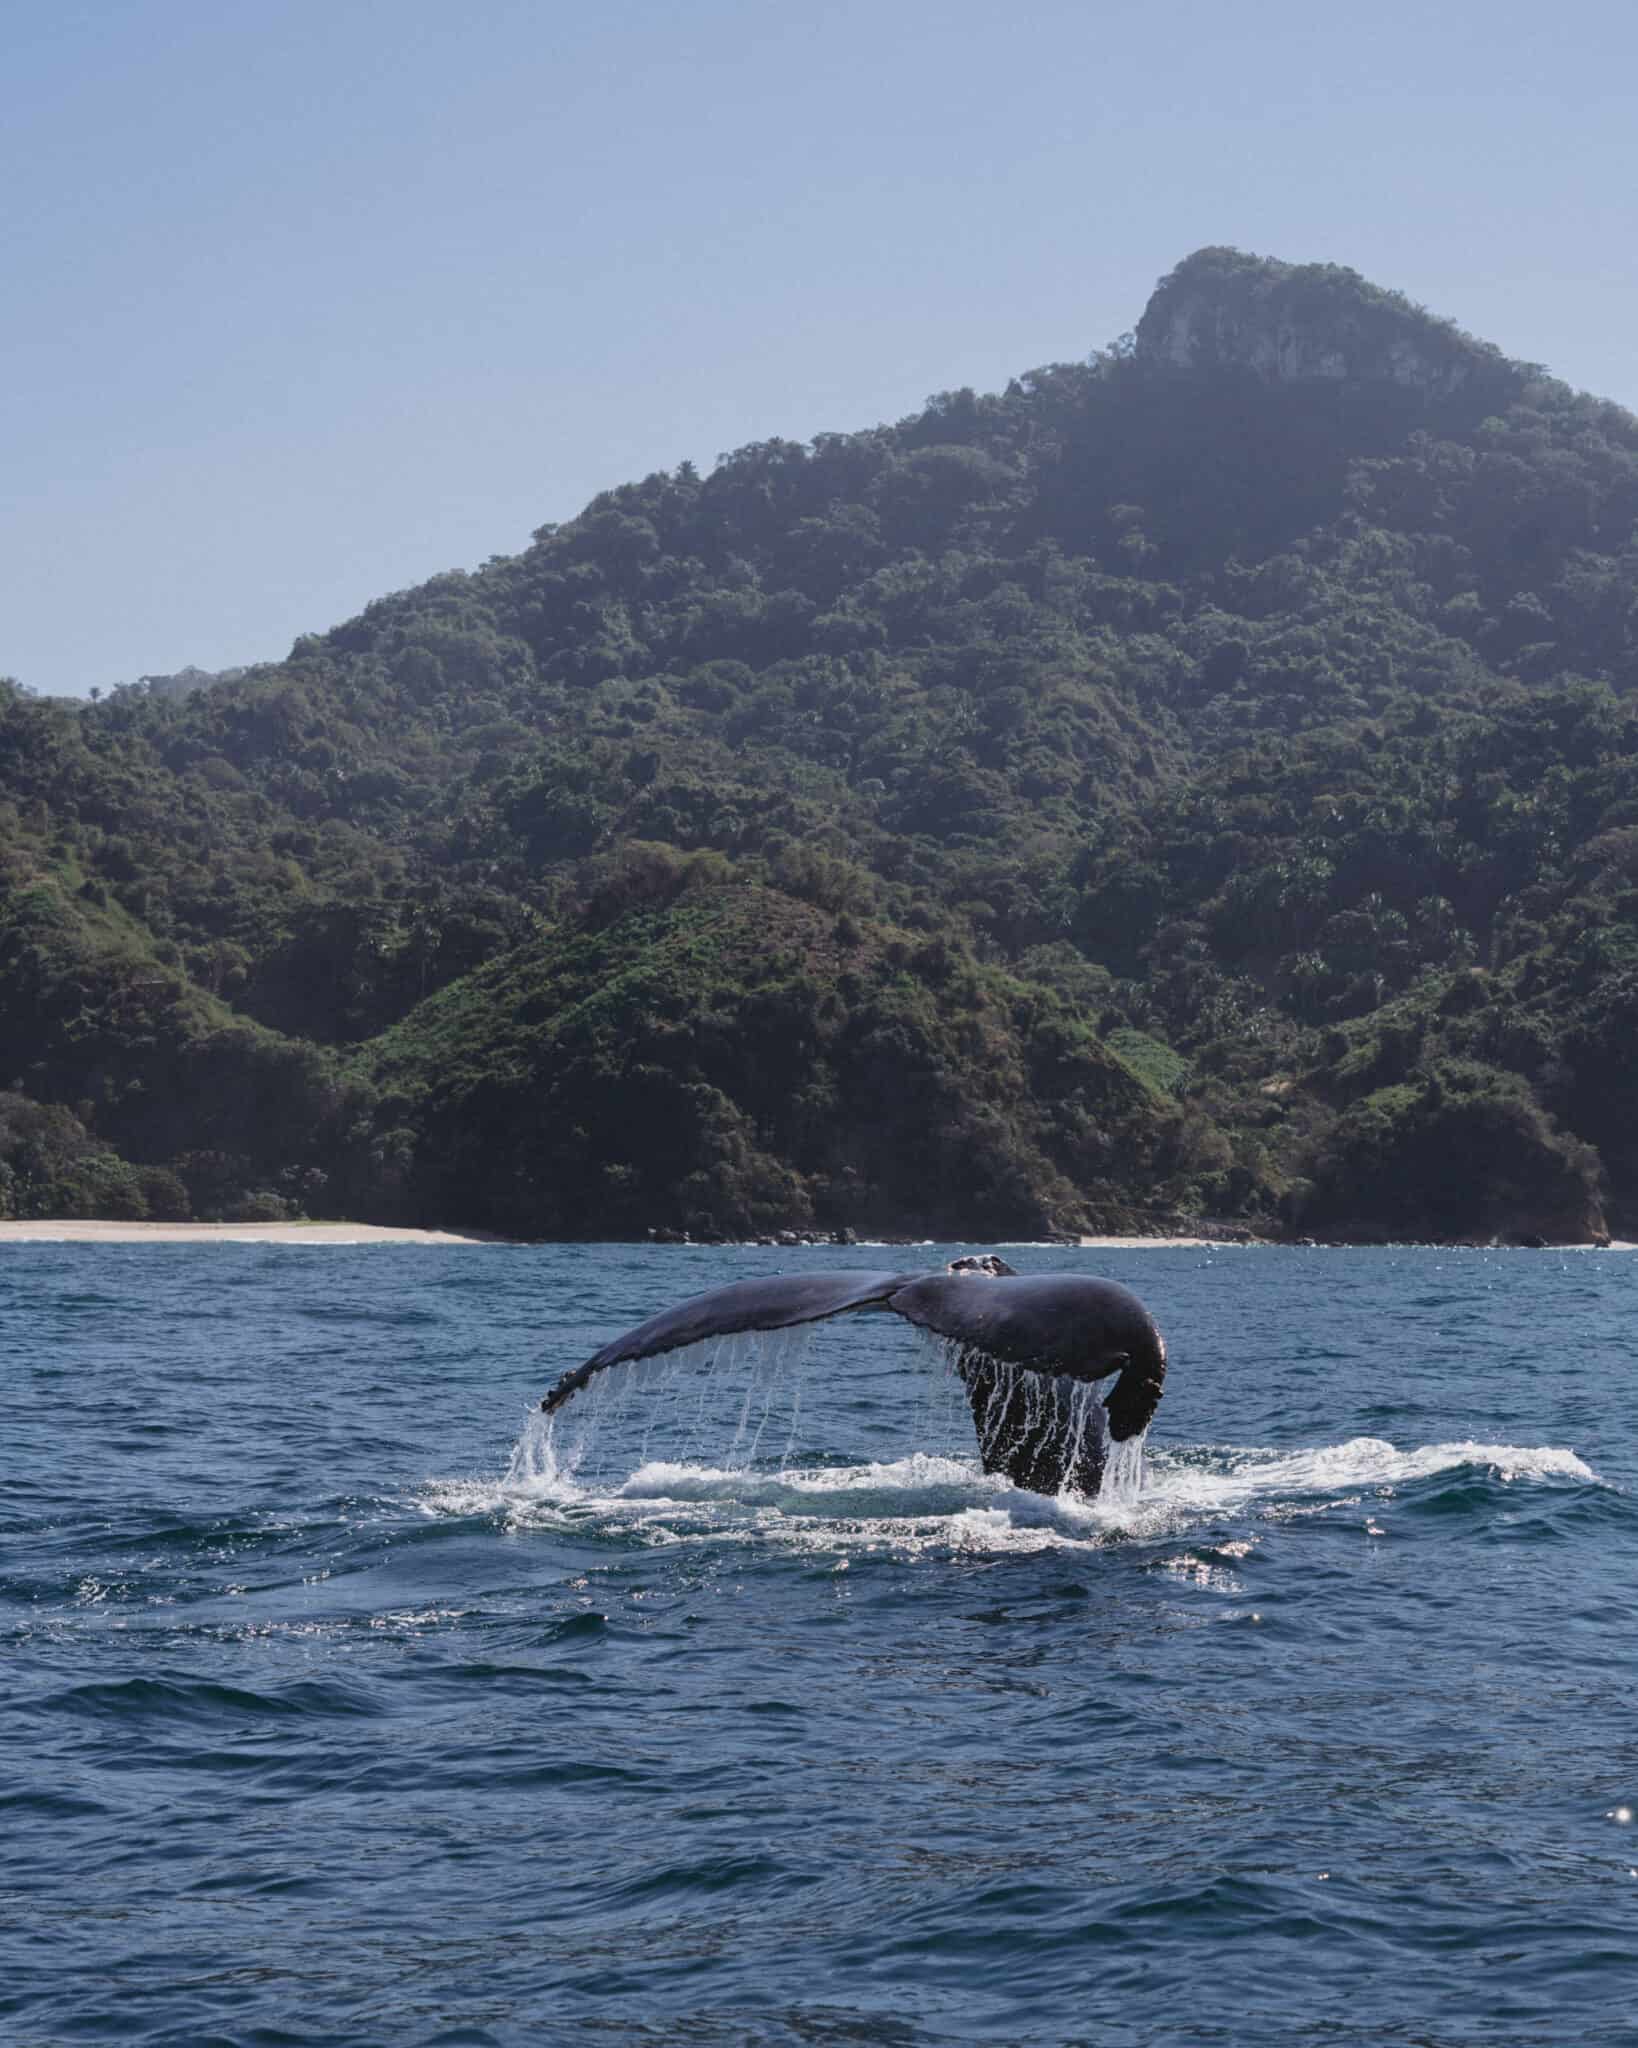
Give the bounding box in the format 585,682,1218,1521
3,1242,1636,2046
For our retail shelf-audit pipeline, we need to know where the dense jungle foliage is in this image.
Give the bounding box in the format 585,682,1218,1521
5,247,1638,1240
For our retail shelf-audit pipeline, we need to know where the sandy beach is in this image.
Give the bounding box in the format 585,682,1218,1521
3,1222,1625,1250
1076,1234,1237,1249
0,1220,502,1245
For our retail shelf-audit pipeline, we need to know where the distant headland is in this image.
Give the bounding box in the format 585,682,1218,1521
3,247,1634,1249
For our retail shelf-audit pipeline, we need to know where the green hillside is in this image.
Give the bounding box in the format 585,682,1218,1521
367,879,1179,1239
4,246,1635,1241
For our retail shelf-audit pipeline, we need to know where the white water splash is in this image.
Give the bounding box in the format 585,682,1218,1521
1185,1436,1596,1498
421,1419,1599,1559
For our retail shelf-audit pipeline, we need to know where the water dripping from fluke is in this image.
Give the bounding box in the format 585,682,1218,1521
529,1262,1167,1505
422,1375,1605,1563
413,1315,1161,1559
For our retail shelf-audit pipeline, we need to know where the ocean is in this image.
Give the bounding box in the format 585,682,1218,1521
3,1242,1634,2046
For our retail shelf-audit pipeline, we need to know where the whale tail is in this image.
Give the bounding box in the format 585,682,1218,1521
539,1260,1167,1498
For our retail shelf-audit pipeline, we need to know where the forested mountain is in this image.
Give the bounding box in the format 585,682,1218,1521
6,246,1638,1241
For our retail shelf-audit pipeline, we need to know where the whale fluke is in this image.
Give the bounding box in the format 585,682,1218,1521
540,1260,1167,1499
540,1269,921,1415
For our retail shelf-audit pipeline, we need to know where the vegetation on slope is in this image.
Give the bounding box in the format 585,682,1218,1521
4,247,1635,1240
368,873,1181,1239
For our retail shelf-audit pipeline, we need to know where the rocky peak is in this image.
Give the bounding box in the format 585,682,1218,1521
1134,247,1514,400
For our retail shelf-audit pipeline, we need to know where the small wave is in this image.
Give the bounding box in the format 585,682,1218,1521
1145,1436,1596,1507
35,1672,384,1726
1098,1437,1603,1546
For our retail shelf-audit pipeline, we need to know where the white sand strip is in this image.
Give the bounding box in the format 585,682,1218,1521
1076,1234,1244,1249
0,1220,503,1245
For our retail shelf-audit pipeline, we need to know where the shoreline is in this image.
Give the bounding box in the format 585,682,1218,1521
0,1222,1228,1249
0,1220,504,1245
0,1220,1630,1250
1077,1234,1228,1249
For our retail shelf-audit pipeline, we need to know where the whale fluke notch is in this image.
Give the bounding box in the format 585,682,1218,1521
539,1258,1168,1499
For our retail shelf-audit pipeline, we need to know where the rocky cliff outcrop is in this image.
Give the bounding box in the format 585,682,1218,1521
1135,246,1520,402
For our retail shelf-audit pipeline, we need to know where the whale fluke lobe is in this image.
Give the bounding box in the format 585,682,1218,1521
540,1258,1167,1499
540,1269,921,1414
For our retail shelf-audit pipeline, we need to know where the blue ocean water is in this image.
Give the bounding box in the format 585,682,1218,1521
3,1242,1636,2048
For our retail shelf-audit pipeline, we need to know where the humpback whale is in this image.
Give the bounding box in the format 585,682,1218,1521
541,1257,1167,1498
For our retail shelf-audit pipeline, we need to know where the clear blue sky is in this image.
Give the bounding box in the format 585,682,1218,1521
6,0,1635,697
